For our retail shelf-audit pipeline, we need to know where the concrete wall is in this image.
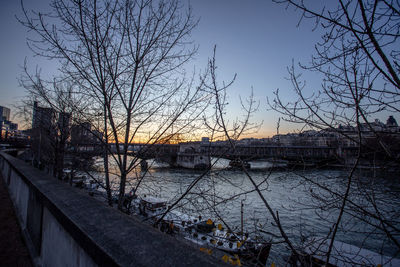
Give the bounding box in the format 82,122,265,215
0,152,220,267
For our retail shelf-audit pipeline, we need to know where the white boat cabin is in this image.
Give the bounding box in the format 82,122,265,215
140,196,167,212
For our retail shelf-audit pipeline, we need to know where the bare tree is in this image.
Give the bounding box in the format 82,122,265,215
19,0,212,210
269,0,400,265
19,72,77,180
271,0,399,143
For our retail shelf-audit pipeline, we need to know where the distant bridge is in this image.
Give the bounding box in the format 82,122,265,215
70,142,356,161
199,144,342,161
126,143,352,166
2,138,358,166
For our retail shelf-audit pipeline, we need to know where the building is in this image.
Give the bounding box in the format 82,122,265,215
31,102,58,166
58,112,71,139
70,122,103,152
32,101,57,130
0,106,18,139
0,106,10,121
0,106,11,138
71,122,92,144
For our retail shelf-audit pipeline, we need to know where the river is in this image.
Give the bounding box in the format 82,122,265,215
91,157,400,265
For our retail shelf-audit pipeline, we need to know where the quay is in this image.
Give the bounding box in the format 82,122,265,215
0,151,224,266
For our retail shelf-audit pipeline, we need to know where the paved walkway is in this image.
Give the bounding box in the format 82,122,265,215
0,173,33,267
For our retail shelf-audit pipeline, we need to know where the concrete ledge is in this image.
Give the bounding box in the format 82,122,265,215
0,152,221,266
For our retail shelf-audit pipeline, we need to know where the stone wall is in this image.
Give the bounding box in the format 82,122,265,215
0,151,220,267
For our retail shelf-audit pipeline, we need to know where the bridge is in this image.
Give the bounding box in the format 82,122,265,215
127,142,350,167
2,138,359,168
59,141,354,167
198,144,342,161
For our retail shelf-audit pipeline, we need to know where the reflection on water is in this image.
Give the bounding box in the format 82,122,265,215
92,156,400,264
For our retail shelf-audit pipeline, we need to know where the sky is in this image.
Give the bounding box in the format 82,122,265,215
0,0,325,137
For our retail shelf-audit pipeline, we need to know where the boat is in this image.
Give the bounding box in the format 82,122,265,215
229,159,251,169
130,195,271,265
184,219,270,256
136,195,168,218
132,195,197,226
289,236,400,267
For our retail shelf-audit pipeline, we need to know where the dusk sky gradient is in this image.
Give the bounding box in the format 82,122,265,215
0,0,326,137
